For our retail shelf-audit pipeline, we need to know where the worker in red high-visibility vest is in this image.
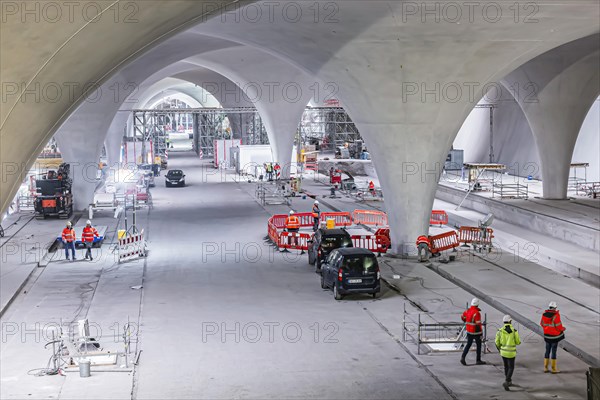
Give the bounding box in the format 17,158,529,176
540,301,566,373
416,235,430,262
368,181,376,196
81,220,99,261
461,298,487,366
61,221,76,261
285,211,300,233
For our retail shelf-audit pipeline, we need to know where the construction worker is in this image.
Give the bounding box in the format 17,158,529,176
368,181,376,196
540,301,566,373
495,315,521,391
312,201,321,231
61,221,76,261
265,162,273,181
415,235,430,262
460,298,487,366
285,211,300,233
81,220,99,261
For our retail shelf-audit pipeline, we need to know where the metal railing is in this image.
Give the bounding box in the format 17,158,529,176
492,183,529,199
402,304,488,355
577,182,600,198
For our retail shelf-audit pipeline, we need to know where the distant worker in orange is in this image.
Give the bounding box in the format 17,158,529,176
312,201,321,231
62,221,76,261
82,220,99,261
416,235,430,262
540,301,566,373
368,181,376,196
285,211,300,233
461,298,487,366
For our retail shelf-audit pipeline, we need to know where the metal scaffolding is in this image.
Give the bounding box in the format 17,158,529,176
131,106,360,160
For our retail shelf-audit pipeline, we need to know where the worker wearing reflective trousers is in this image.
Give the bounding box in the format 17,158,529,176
495,315,521,391
62,221,76,261
461,298,487,366
82,220,99,261
285,211,300,233
312,201,321,231
540,301,566,373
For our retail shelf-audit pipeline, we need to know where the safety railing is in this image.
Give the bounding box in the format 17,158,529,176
17,194,36,212
458,227,494,249
492,183,529,199
429,230,460,254
577,182,600,198
320,212,353,227
430,210,449,226
402,304,488,355
353,210,388,226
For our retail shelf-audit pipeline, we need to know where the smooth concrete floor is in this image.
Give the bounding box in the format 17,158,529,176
1,151,594,400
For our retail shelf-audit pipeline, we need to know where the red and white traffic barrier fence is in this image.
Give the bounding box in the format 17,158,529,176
458,226,494,248
320,212,353,227
118,230,147,263
279,232,311,251
430,210,449,226
353,210,388,226
429,230,460,254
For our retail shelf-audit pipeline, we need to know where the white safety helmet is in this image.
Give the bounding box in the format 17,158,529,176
86,220,92,225
314,200,319,205
548,301,558,309
503,315,512,323
66,221,72,227
289,211,294,215
471,298,480,307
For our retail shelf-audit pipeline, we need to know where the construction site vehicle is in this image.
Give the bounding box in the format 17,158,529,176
34,163,73,220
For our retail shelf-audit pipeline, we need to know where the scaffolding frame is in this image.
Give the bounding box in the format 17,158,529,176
131,107,360,160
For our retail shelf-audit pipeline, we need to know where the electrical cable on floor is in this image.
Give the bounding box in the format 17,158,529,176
27,340,67,377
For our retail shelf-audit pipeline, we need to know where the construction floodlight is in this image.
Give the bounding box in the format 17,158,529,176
479,213,494,228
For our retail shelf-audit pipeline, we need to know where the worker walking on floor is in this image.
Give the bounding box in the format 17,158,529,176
461,298,487,366
540,301,566,373
82,220,99,261
61,221,76,261
495,315,521,391
312,201,321,231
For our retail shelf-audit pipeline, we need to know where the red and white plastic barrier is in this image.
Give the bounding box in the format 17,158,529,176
429,230,460,254
118,230,147,263
353,210,388,226
458,227,494,247
430,210,449,226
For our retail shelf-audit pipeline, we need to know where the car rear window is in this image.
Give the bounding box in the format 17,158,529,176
321,235,353,249
341,255,377,273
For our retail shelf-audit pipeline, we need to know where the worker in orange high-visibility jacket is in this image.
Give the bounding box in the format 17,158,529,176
461,298,487,366
81,220,99,261
312,201,321,231
540,301,566,373
416,235,430,262
61,221,76,261
285,211,301,233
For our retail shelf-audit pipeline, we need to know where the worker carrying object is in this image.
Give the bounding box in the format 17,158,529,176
81,220,99,261
61,221,77,261
416,235,430,262
285,211,300,233
540,301,566,374
312,201,321,231
495,315,521,391
460,298,487,366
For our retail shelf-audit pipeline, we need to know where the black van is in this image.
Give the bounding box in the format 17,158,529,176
308,228,353,271
320,248,381,300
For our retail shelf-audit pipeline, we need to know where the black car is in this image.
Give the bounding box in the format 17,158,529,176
165,170,185,187
320,248,381,300
308,228,353,271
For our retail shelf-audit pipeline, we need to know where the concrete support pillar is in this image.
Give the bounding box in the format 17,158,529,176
502,37,600,199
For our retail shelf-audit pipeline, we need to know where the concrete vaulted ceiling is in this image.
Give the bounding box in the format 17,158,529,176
1,0,599,252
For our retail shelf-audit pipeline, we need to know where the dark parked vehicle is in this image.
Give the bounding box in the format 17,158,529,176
308,228,353,271
320,248,381,300
165,170,185,187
